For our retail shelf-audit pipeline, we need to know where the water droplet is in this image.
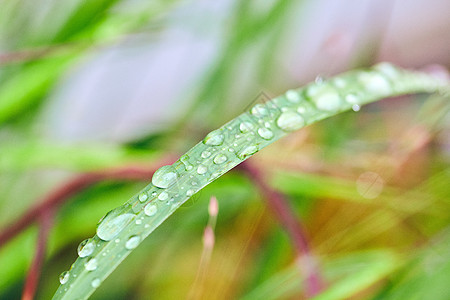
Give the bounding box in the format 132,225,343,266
77,239,95,258
285,90,301,103
187,189,195,196
203,130,224,146
201,150,211,158
125,235,141,250
352,104,360,112
237,145,259,160
251,104,268,117
180,154,193,171
144,204,157,216
158,191,169,201
152,165,178,188
373,62,399,80
213,154,227,164
333,78,347,88
91,278,101,288
276,111,304,131
314,92,342,112
59,271,69,284
191,181,198,186
138,192,148,202
84,258,98,271
358,72,391,95
257,127,274,140
345,94,358,104
197,165,208,174
136,219,142,225
97,208,134,241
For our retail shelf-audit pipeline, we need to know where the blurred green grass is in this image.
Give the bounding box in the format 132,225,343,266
0,0,449,299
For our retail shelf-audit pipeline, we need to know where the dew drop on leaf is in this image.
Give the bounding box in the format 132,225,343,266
180,154,194,171
91,278,101,288
358,72,391,95
203,130,224,146
237,145,259,160
213,154,227,164
285,90,301,103
59,271,69,284
186,189,195,196
96,209,135,241
257,127,274,140
84,258,98,271
125,235,141,250
197,165,208,174
152,165,178,188
251,104,268,117
314,91,342,112
345,94,358,104
77,239,95,258
276,111,304,131
138,192,148,202
144,204,157,216
201,150,212,158
239,121,255,133
158,191,169,201
373,62,399,80
333,78,347,88
352,104,361,112
297,105,306,114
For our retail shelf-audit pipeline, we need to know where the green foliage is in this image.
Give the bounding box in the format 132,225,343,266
52,64,448,299
1,1,449,299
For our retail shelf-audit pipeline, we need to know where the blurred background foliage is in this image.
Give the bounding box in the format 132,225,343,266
0,0,449,299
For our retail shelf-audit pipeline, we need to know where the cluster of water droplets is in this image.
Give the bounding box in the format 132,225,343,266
195,67,396,165
57,63,403,294
58,162,185,288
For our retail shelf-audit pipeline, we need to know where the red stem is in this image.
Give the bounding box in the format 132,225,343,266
2,155,323,298
0,160,174,248
21,209,55,300
239,161,323,298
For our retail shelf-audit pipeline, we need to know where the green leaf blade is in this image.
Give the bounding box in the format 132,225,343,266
52,63,449,299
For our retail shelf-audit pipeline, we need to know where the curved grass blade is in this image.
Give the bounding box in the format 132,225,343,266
53,63,449,299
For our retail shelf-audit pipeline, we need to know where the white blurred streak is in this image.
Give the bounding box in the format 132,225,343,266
39,0,450,143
